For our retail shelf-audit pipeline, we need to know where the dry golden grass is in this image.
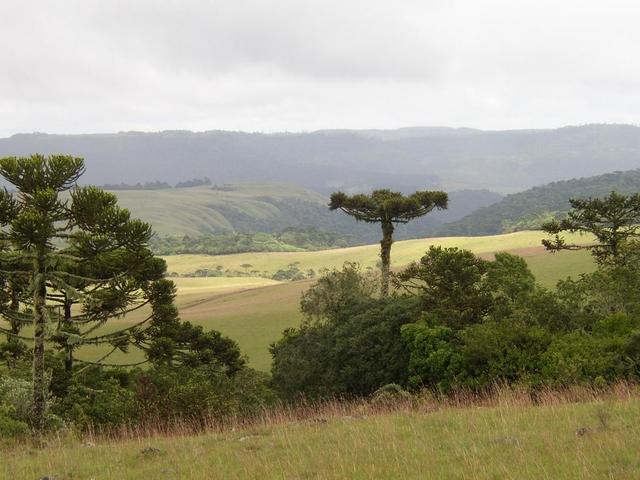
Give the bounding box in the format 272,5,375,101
4,383,640,479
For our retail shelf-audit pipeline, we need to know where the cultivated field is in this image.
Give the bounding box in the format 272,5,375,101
4,386,638,479
71,231,595,371
162,230,592,275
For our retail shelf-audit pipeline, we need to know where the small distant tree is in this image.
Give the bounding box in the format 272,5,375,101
542,192,640,266
329,189,448,296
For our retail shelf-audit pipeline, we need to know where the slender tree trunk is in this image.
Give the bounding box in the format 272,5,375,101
9,282,20,335
32,252,47,432
64,300,73,372
380,221,394,297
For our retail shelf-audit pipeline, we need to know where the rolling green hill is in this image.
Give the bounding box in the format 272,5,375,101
106,183,500,242
161,230,591,277
440,169,640,236
109,183,330,236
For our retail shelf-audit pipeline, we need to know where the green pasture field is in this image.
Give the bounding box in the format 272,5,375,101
68,231,594,370
0,231,595,371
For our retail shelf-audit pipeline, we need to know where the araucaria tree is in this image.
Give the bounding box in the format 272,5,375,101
0,154,167,431
542,192,640,266
329,189,448,296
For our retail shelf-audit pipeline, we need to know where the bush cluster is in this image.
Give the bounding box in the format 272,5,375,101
271,247,640,399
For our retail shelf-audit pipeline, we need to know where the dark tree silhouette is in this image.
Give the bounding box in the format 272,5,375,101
329,189,448,296
542,192,640,266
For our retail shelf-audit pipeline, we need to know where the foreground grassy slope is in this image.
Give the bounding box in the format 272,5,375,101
6,395,639,479
72,231,594,371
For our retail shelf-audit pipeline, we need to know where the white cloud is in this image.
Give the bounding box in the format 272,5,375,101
1,0,640,135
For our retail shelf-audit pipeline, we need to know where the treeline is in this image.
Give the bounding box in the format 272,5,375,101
174,262,317,282
101,177,212,190
441,169,640,236
150,227,352,256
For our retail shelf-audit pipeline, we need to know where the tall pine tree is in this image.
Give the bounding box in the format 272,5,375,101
0,155,168,430
329,189,448,296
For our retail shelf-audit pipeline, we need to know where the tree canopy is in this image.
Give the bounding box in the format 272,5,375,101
330,189,448,296
542,191,640,265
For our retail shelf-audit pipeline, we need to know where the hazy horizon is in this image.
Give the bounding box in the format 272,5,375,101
3,122,639,139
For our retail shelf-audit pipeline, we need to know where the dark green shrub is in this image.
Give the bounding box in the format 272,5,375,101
56,378,135,429
0,405,29,437
133,365,273,423
271,297,419,399
401,321,457,390
403,320,551,391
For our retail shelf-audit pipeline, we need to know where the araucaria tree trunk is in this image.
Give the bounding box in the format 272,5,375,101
329,189,448,298
32,251,47,431
380,221,394,297
63,299,73,372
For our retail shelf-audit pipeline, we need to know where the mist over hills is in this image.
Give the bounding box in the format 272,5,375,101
2,124,640,194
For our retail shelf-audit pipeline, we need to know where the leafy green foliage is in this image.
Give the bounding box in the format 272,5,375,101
274,227,640,398
542,192,640,265
133,365,273,423
397,247,492,328
300,262,377,324
271,295,420,400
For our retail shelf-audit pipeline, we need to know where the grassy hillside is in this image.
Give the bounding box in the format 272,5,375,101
71,231,595,371
109,183,329,236
6,391,639,479
104,184,499,242
441,169,640,236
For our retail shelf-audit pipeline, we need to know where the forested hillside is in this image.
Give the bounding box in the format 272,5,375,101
440,169,640,236
3,124,640,193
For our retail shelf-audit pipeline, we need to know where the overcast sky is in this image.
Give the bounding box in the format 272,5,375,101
2,0,640,136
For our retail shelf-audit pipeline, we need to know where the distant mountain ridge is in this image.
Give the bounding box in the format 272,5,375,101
439,169,640,236
2,124,640,194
